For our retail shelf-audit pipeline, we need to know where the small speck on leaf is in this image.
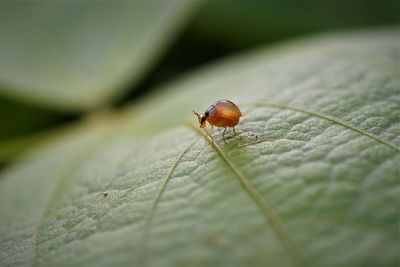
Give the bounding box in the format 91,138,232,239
54,211,62,220
207,235,218,246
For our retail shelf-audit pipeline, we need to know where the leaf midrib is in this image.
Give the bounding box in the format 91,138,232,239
190,124,307,267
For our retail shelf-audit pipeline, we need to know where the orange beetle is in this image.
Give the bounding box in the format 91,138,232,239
193,100,244,143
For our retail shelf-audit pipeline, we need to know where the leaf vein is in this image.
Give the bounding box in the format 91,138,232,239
243,101,399,152
141,137,200,265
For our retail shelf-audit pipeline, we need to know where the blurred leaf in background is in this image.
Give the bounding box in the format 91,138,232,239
0,28,399,267
0,1,195,111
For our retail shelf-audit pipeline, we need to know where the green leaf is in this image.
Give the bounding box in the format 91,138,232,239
0,28,399,267
0,2,194,111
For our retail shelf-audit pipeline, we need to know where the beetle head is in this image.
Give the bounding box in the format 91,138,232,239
193,110,207,128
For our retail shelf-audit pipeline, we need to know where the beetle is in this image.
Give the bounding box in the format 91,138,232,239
193,100,244,143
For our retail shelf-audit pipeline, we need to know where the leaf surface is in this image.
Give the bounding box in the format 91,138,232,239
0,28,399,267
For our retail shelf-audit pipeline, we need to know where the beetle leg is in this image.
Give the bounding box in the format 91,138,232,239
222,127,227,144
232,126,243,140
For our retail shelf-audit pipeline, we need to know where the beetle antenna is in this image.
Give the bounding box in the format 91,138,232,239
193,110,200,119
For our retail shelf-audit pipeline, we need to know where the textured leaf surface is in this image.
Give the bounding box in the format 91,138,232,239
0,28,399,267
0,2,193,110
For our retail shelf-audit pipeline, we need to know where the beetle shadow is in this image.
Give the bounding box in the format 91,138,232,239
211,127,265,149
214,129,268,170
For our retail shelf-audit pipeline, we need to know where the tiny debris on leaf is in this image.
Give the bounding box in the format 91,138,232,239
207,235,218,246
54,211,62,220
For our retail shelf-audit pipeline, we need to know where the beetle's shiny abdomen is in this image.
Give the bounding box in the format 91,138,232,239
205,100,242,127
